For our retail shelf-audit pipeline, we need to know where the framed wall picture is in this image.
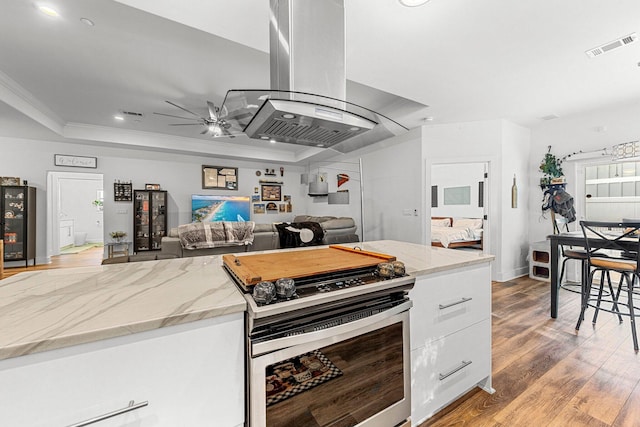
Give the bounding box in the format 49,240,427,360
261,184,281,201
54,154,97,168
114,182,133,201
202,165,238,190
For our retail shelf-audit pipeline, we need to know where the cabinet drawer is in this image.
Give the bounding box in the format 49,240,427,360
411,319,491,424
410,265,490,349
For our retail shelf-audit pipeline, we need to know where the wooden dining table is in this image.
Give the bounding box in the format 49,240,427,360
547,230,639,318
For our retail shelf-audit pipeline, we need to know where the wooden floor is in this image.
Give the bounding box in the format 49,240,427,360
1,246,104,279
3,257,640,426
422,276,640,427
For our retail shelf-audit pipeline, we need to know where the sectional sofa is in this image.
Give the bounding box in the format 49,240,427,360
158,215,359,258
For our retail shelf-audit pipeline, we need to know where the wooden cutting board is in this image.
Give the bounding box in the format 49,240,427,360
223,245,396,288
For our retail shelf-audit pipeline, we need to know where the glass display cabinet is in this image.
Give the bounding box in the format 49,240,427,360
133,190,167,253
1,186,36,266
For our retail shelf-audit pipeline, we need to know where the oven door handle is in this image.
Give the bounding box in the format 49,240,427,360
251,300,412,357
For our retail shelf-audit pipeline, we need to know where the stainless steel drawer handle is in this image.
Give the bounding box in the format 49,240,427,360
439,360,472,381
439,297,472,310
67,400,148,427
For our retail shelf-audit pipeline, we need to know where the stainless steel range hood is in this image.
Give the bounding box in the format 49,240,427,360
221,0,409,153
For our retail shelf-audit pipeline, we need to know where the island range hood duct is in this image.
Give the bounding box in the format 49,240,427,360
221,0,408,153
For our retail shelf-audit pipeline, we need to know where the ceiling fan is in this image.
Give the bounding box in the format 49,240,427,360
153,100,236,138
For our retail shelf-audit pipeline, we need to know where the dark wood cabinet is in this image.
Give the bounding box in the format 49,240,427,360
133,190,167,253
1,186,36,266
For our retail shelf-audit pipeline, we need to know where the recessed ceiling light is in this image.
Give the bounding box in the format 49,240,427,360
349,127,360,131
114,115,124,121
282,113,296,119
37,5,60,17
270,139,277,144
80,17,94,26
260,136,270,140
399,0,431,7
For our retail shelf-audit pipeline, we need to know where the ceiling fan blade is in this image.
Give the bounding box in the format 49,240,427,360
165,100,205,119
153,112,201,121
207,101,218,120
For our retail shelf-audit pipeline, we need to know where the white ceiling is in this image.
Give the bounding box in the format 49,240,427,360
2,0,640,164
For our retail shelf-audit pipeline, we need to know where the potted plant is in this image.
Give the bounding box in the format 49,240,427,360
539,145,565,188
109,231,127,243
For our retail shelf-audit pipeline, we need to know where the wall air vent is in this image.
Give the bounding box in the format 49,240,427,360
586,33,638,58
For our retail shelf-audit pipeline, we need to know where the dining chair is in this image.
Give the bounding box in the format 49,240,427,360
576,221,639,352
553,214,588,294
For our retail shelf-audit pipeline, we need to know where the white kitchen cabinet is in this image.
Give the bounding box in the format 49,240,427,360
0,313,244,427
409,263,493,425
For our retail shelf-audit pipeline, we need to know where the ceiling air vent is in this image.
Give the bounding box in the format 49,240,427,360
586,33,638,58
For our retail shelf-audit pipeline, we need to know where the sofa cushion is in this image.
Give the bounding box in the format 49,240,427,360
293,215,336,223
254,223,277,233
320,217,355,230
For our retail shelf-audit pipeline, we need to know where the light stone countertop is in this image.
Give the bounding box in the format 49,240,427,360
0,255,245,361
353,240,494,276
0,240,493,361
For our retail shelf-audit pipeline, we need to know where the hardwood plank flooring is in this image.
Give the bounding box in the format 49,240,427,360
0,246,104,279
422,276,640,427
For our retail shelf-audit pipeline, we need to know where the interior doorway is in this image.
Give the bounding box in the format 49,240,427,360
430,162,489,253
46,171,104,260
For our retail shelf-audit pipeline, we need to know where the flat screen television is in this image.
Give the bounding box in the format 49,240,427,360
191,195,251,222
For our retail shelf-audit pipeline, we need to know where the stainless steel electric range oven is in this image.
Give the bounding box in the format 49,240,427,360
223,246,415,427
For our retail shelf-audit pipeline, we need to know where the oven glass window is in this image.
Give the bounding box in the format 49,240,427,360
265,322,404,426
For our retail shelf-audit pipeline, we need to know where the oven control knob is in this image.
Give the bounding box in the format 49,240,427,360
275,278,296,299
392,261,406,276
253,281,276,304
377,262,395,278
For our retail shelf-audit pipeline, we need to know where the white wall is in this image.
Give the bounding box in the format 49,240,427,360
422,119,531,281
431,163,485,218
500,120,531,280
359,127,425,244
528,100,640,245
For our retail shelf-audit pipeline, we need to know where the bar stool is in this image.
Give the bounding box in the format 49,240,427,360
576,221,640,352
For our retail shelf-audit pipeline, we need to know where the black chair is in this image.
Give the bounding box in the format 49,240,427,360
576,221,640,352
552,214,589,295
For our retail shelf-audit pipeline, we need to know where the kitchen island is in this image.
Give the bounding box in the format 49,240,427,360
0,240,493,426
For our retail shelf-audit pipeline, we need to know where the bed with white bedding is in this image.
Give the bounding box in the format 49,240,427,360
431,217,483,249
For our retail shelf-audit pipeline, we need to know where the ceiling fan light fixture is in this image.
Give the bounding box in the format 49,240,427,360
209,123,223,137
37,5,60,17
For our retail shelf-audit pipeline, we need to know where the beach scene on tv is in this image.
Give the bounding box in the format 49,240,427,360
192,195,251,222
